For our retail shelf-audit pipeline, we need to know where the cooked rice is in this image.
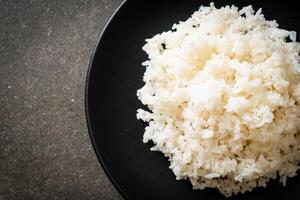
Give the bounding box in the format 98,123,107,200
137,3,300,196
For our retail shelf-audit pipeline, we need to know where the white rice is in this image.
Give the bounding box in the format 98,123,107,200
137,3,300,197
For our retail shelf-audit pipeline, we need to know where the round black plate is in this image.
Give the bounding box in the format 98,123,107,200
85,0,300,199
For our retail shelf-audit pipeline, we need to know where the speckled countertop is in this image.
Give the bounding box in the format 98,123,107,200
0,0,123,199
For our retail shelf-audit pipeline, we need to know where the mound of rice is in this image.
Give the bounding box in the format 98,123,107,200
137,3,300,197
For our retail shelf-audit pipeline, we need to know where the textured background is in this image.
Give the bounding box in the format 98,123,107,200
0,0,123,199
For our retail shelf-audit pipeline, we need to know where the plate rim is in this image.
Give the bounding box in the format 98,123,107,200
84,0,128,199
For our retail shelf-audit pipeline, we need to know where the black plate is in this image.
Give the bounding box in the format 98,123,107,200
85,0,300,199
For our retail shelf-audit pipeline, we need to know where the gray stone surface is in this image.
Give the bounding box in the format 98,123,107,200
0,0,124,199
